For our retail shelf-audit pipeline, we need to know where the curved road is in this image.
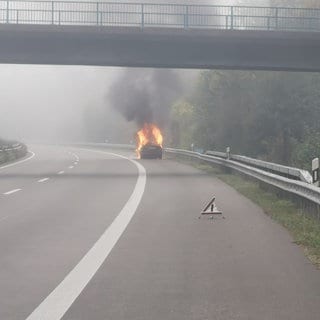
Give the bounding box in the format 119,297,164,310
0,145,319,320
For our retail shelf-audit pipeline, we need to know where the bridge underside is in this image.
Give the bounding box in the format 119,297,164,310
0,25,320,71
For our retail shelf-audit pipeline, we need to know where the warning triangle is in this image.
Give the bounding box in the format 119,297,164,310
201,197,222,215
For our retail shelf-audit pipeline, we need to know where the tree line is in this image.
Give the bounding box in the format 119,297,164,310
169,71,320,170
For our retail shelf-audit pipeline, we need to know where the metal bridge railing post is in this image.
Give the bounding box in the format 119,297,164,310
6,0,9,23
141,4,144,29
96,2,99,26
275,7,279,30
184,5,189,29
51,1,54,25
230,6,234,30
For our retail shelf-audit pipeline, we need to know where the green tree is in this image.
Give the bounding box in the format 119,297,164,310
171,70,320,167
292,130,320,169
170,100,195,148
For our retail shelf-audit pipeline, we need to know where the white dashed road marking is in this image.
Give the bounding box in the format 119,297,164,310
38,178,49,183
58,171,64,175
3,189,22,195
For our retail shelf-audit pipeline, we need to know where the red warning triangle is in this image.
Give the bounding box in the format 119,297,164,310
201,197,222,215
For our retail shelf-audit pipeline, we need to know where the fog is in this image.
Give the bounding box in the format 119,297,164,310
0,65,124,143
0,0,271,144
0,64,197,144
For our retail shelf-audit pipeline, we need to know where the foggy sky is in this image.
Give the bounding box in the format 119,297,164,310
0,65,121,142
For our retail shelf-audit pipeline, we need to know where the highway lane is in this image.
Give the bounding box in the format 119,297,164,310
0,145,140,320
0,145,319,320
0,146,74,196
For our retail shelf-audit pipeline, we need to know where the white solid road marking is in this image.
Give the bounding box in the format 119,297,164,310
3,189,22,195
0,151,35,170
57,171,64,175
26,150,146,320
38,178,49,183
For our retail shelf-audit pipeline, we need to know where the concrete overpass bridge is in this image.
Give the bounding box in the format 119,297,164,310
1,0,320,71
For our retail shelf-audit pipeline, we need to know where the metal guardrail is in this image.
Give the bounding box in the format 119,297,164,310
1,1,320,32
165,148,320,206
206,150,313,184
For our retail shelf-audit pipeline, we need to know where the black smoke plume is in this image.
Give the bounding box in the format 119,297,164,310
109,69,183,128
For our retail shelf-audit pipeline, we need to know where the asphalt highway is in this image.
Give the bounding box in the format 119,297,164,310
0,145,319,320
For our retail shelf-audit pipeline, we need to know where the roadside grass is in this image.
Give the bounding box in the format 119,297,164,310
195,162,320,268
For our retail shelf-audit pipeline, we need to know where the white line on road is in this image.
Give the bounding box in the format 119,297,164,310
26,150,146,320
68,166,74,169
0,151,35,170
38,178,49,183
3,189,22,195
57,171,64,175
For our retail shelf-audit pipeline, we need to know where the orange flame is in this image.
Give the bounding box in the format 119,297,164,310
136,123,163,156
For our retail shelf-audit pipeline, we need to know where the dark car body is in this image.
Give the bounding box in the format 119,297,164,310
140,143,163,159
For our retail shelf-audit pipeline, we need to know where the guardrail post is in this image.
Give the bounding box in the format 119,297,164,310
230,6,234,30
141,4,144,29
226,147,231,160
312,158,319,187
275,7,278,30
184,5,189,29
16,10,18,24
51,1,54,25
58,10,61,25
6,0,9,23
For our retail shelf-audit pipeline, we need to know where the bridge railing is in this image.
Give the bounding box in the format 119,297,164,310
1,1,320,32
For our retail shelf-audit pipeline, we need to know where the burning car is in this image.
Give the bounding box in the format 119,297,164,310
140,143,163,159
136,123,163,159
